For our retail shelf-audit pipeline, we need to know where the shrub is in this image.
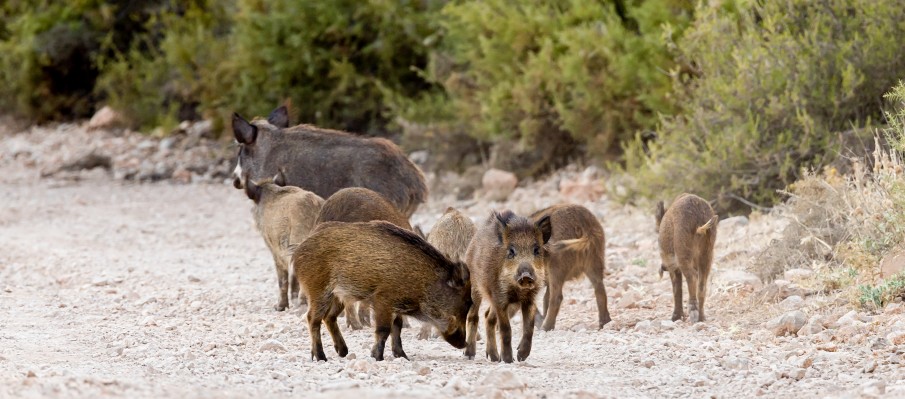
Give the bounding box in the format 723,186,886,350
619,0,905,212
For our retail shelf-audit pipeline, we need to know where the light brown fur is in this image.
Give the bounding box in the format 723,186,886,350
418,207,476,340
464,211,551,363
655,193,719,323
531,204,611,330
244,174,324,311
292,221,472,361
315,187,415,329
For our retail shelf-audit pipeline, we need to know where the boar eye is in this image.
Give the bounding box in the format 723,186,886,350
533,245,540,256
507,246,515,259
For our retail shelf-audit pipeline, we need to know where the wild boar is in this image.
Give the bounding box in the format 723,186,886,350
244,171,324,311
655,193,718,323
292,221,472,361
418,207,476,340
531,204,611,330
231,105,427,217
464,211,551,363
314,187,414,329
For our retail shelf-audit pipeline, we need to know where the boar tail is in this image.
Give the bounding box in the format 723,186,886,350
696,216,717,235
550,236,590,252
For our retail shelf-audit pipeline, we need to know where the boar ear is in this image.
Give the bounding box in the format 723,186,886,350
244,175,262,202
447,262,470,289
232,113,257,144
535,215,552,244
273,168,287,187
267,105,290,128
492,210,509,243
655,201,666,226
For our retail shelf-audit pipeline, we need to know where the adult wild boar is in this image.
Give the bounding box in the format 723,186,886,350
231,105,428,217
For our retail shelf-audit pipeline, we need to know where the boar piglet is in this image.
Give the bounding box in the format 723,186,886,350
531,204,611,331
244,171,324,311
232,105,427,217
315,187,414,330
655,193,718,323
418,207,476,340
465,211,551,363
293,221,472,361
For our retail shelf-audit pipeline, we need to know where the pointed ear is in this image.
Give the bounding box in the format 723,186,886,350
446,262,470,289
273,168,287,187
535,215,552,244
244,175,262,202
267,105,289,128
233,113,257,144
492,210,509,244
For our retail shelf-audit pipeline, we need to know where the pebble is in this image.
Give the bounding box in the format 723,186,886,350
258,339,287,353
765,310,807,336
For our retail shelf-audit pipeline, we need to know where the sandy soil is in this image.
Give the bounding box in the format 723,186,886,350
1,124,904,398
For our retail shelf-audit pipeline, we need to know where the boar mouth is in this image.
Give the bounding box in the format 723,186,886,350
516,272,536,288
443,329,467,349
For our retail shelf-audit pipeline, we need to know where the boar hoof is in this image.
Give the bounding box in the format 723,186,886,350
335,344,349,358
599,315,612,328
541,322,555,331
689,310,701,323
486,350,501,362
370,345,385,361
393,348,409,360
671,312,683,322
517,345,531,362
312,350,327,362
274,303,288,312
502,353,514,364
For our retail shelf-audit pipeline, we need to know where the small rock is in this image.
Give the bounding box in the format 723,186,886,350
140,316,156,327
720,356,749,370
659,320,676,330
797,316,825,336
443,376,469,394
270,370,288,380
863,359,878,373
765,310,807,336
480,169,518,201
187,275,201,283
886,330,905,345
416,364,431,376
190,301,202,311
783,268,814,282
634,320,654,333
187,120,213,138
347,359,371,373
26,370,36,378
480,370,525,391
641,359,655,368
87,106,126,130
860,380,886,397
760,280,806,301
834,310,868,328
258,339,287,353
880,248,905,278
346,353,356,360
885,302,903,315
719,270,763,291
618,290,642,309
779,295,804,311
172,168,192,184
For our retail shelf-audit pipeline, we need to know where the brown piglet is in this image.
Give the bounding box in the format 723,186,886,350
531,204,611,330
292,221,472,361
655,193,718,323
315,187,414,329
464,211,551,363
244,172,324,311
418,207,476,340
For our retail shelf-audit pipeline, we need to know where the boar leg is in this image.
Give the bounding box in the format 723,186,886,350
307,298,328,361
496,304,515,363
390,314,408,359
274,258,289,312
541,274,565,331
370,304,393,361
464,291,482,359
685,271,701,323
697,258,712,323
323,298,349,357
669,269,683,321
358,300,372,327
345,303,364,330
517,301,537,362
289,272,302,308
484,307,501,362
586,258,612,328
417,323,437,340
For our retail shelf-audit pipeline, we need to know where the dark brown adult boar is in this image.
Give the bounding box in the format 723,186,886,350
231,105,428,217
244,172,324,311
418,207,476,340
314,187,414,329
531,204,611,331
655,193,719,323
464,211,551,363
292,221,472,361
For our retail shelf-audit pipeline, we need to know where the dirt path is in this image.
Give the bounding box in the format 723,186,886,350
1,177,902,399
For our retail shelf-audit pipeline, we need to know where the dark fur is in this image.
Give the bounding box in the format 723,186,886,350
531,204,611,330
464,210,552,363
293,221,472,361
232,106,428,217
656,193,718,323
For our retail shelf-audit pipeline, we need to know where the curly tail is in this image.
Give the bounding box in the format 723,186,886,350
550,236,590,252
696,216,717,235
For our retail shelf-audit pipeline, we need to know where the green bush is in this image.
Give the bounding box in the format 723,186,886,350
417,0,692,172
619,0,905,212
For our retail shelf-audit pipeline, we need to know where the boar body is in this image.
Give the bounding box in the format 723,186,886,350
656,193,718,323
531,204,611,330
464,211,551,363
293,221,472,361
418,207,476,340
232,106,427,217
245,176,324,311
315,187,414,329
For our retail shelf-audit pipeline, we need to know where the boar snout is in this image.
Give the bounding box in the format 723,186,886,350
516,263,537,287
442,326,467,349
233,176,243,189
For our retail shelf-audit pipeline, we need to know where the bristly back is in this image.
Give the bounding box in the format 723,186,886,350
374,221,456,272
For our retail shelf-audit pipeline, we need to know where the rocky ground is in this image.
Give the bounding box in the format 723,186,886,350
1,121,904,398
